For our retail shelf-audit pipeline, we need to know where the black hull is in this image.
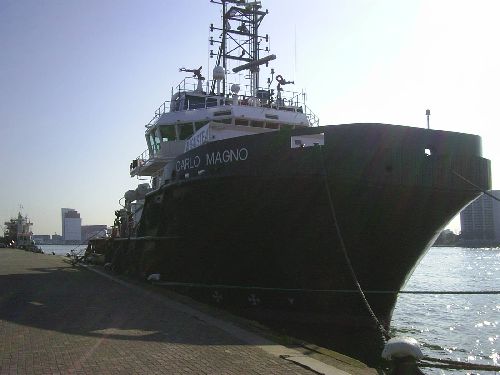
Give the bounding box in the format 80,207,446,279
99,124,490,364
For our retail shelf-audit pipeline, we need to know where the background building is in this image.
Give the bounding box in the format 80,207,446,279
51,234,63,244
61,208,81,243
32,234,51,244
459,190,500,246
61,208,71,237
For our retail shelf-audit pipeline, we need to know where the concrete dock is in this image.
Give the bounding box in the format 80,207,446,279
0,248,376,374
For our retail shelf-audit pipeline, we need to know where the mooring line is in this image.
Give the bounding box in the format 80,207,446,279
317,146,391,342
419,356,500,372
68,229,107,265
153,281,499,295
452,170,500,201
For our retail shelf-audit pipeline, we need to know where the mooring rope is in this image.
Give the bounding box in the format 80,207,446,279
152,281,499,295
318,147,391,342
419,356,500,372
68,229,108,265
452,170,500,202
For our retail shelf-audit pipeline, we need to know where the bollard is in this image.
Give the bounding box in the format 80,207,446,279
147,273,161,282
382,337,424,375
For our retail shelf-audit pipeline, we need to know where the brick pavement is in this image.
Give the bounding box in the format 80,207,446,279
0,249,343,375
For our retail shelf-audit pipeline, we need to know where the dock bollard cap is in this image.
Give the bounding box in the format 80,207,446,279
147,273,161,282
382,337,423,360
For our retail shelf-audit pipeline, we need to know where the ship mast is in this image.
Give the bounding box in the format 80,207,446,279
210,0,273,97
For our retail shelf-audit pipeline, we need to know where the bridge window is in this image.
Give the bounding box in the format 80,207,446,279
178,123,195,140
147,131,161,153
160,125,177,141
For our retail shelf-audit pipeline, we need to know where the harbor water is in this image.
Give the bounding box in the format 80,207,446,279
42,245,498,373
40,244,87,256
392,246,499,374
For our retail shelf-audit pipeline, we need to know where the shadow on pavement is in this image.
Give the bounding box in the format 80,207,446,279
0,249,265,346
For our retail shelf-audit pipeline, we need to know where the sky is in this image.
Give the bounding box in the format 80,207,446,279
1,0,500,235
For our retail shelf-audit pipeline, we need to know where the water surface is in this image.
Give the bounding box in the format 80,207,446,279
392,247,499,374
40,244,87,256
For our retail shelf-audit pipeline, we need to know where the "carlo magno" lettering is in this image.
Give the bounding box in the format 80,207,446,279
176,148,248,171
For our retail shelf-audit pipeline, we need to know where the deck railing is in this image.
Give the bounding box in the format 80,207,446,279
146,80,320,128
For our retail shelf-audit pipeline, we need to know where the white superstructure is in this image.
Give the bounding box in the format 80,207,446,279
119,0,320,237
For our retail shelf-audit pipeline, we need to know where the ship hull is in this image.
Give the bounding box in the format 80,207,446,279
99,124,490,363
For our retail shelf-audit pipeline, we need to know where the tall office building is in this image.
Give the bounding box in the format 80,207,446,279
61,208,71,237
460,190,500,246
61,208,82,242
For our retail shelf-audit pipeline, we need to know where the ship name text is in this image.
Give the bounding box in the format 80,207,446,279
206,148,248,166
176,147,248,172
176,156,201,171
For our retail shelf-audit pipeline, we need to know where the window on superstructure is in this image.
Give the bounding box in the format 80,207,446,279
153,134,161,153
178,123,195,140
147,132,155,154
250,121,264,128
147,131,161,154
235,118,249,126
160,126,177,142
186,95,207,110
206,97,218,108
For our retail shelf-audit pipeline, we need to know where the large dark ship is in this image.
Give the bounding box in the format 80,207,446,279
89,0,491,363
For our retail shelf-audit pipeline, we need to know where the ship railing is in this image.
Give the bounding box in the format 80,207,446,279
174,77,198,93
130,139,184,176
139,141,164,161
145,79,319,127
145,77,193,127
146,79,199,127
304,105,320,127
129,148,150,175
138,148,150,162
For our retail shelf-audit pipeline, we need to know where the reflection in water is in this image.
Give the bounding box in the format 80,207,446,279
391,247,499,374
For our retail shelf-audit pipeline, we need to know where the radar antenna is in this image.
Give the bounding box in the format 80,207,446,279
275,74,294,106
276,74,294,87
179,66,205,80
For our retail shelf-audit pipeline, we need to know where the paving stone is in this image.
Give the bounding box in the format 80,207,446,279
0,249,315,374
